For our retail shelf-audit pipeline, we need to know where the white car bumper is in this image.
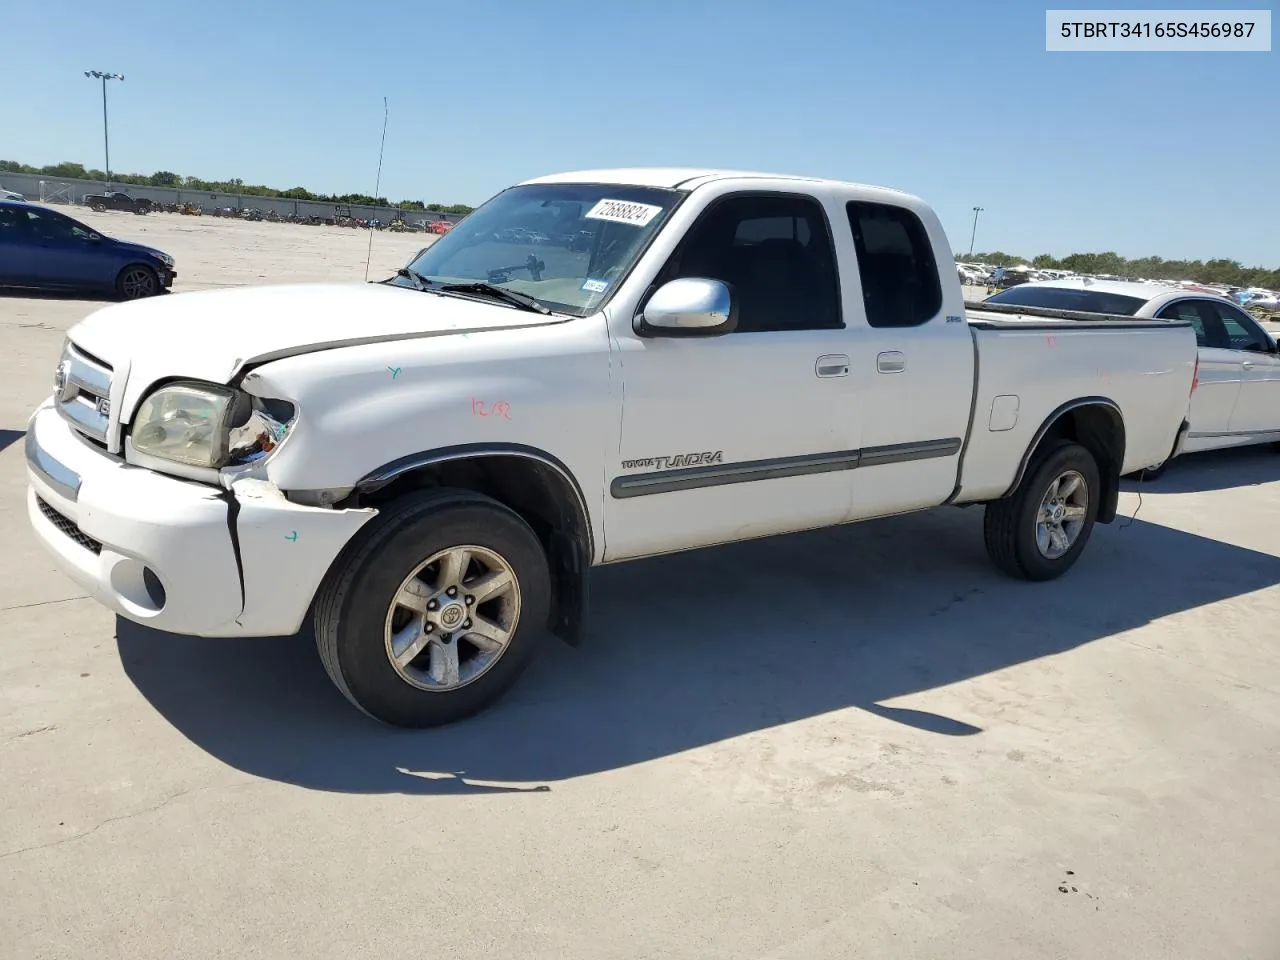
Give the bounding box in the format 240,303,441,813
25,403,374,637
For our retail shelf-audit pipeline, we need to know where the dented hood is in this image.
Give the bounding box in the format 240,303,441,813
67,282,565,416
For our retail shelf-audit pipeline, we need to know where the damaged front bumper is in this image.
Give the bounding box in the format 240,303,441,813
25,403,374,637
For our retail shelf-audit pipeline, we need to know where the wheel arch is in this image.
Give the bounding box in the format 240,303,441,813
1003,398,1126,524
348,443,595,645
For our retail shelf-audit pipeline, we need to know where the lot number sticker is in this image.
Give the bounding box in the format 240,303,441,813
584,198,663,227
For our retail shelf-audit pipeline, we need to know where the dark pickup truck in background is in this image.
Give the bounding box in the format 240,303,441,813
84,191,152,215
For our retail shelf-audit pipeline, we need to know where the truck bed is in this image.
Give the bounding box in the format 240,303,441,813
953,301,1196,503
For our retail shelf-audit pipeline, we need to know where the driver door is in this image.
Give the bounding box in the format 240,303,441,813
603,191,858,561
0,206,37,283
24,209,106,287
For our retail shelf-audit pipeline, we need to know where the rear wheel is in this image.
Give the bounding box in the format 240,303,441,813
115,264,159,300
314,490,552,727
90,202,106,212
984,441,1101,581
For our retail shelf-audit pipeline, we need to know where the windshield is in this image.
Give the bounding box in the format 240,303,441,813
397,183,683,316
985,285,1147,316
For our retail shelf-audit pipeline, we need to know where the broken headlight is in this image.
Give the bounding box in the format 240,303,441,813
129,382,295,470
226,397,295,464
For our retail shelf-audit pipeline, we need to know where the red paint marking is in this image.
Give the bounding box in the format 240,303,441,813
471,398,512,420
1045,334,1057,347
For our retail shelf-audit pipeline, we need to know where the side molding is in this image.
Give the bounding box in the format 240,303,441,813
610,438,962,499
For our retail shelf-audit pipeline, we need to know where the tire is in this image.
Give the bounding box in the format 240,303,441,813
115,264,159,300
984,441,1101,581
90,202,106,212
314,489,552,727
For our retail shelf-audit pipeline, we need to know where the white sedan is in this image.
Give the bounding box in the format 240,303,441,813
983,278,1280,467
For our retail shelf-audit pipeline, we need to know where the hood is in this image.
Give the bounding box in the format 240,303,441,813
110,238,169,261
67,282,568,413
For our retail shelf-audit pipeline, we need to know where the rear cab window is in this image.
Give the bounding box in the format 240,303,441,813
845,202,943,328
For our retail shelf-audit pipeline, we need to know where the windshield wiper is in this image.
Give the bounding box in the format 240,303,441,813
438,282,551,315
394,267,432,291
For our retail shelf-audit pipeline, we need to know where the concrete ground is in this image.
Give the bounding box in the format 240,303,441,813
2,209,1279,960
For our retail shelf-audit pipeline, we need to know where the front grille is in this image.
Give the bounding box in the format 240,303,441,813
56,342,114,446
36,496,103,555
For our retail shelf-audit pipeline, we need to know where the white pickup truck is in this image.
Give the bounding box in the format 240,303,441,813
26,168,1199,726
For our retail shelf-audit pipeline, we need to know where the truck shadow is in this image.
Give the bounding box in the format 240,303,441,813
116,507,1280,795
1122,445,1280,495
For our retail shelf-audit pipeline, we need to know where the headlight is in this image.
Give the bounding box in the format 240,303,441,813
156,253,174,267
130,382,238,467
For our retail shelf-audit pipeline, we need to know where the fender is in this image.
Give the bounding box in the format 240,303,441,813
355,442,593,552
354,442,595,645
1003,396,1126,522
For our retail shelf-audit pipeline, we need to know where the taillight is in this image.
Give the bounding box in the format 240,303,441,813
1191,355,1199,394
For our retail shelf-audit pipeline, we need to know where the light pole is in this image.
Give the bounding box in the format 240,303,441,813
967,206,984,257
84,71,124,189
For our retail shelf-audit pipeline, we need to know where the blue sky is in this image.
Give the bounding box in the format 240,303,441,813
4,0,1276,264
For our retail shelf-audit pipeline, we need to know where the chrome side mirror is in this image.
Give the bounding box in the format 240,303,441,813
636,278,736,337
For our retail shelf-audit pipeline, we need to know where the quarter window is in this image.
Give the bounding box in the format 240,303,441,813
846,201,943,328
663,194,842,333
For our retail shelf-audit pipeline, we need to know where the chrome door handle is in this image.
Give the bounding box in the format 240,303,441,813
877,351,906,374
1242,360,1256,370
816,354,850,378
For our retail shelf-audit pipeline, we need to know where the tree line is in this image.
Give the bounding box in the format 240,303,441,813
957,249,1278,291
0,160,475,215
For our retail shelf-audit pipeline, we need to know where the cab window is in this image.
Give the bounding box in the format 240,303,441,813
662,194,842,333
846,201,943,328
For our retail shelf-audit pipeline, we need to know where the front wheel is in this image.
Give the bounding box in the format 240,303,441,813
115,264,159,300
983,441,1101,581
313,490,552,727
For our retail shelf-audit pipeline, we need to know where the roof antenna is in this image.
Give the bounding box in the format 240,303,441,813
364,96,389,282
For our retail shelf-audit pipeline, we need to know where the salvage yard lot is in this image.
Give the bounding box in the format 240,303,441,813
2,208,1280,959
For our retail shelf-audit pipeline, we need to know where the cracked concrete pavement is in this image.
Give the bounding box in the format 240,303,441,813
2,209,1279,959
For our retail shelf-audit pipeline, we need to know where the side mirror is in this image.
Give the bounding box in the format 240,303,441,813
636,278,737,338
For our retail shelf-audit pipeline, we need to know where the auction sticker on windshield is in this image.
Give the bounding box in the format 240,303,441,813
584,199,663,227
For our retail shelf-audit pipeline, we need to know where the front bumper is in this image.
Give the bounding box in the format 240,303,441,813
25,403,374,637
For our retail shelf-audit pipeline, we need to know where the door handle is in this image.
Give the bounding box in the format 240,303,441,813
1242,360,1256,370
877,351,906,374
816,354,849,378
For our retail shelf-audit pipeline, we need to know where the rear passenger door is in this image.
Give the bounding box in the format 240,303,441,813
841,200,975,518
1213,302,1280,435
1154,299,1241,441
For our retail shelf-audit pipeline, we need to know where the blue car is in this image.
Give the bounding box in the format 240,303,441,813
0,200,176,299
